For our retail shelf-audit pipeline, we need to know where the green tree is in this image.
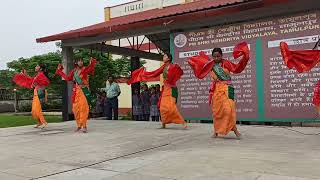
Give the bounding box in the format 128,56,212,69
73,48,145,96
4,44,147,105
0,70,15,89
5,47,139,98
7,51,63,96
73,49,133,96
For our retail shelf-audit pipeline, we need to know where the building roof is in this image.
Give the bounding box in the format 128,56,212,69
36,0,249,43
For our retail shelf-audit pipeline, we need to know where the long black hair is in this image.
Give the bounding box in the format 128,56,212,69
313,38,320,50
167,54,173,62
212,48,223,56
39,63,49,80
74,58,83,67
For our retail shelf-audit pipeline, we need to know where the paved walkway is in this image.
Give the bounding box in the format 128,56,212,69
0,120,320,180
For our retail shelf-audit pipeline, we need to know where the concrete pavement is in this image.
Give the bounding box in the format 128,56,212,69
0,120,320,180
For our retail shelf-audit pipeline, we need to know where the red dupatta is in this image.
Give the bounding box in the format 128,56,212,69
13,71,50,89
127,64,166,85
188,42,250,79
280,42,320,73
128,63,184,108
55,57,97,82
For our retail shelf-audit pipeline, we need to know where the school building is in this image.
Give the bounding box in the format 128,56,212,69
36,0,319,122
104,0,201,115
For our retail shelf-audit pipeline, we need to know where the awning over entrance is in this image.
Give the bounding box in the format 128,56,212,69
36,0,316,60
36,0,251,43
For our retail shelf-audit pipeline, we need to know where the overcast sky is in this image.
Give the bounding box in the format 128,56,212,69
0,0,134,69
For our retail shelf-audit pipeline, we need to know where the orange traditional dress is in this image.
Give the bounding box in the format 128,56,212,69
188,42,250,135
55,58,97,129
13,71,50,126
128,63,186,127
280,42,320,106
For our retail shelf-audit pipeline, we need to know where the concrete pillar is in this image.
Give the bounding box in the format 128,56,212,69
130,56,140,120
61,46,74,121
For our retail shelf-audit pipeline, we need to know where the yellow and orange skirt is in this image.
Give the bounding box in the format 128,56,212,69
159,85,186,125
72,85,90,128
211,83,237,135
31,88,47,125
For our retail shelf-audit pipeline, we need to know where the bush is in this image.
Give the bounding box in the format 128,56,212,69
45,99,62,111
120,111,132,120
17,98,62,112
18,101,31,112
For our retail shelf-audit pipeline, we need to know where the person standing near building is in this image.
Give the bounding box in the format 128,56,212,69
132,88,142,121
155,84,161,121
155,84,161,96
140,84,151,121
105,76,121,120
101,91,106,117
95,91,105,117
150,86,160,121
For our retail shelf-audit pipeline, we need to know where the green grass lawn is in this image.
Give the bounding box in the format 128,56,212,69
0,114,62,128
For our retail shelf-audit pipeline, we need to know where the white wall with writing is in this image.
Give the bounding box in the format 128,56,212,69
110,0,184,18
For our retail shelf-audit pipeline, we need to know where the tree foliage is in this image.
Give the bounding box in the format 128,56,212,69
0,70,15,89
7,51,63,96
73,49,131,96
4,46,137,99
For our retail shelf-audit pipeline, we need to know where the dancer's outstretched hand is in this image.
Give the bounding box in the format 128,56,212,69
21,69,27,74
57,64,64,70
90,57,98,64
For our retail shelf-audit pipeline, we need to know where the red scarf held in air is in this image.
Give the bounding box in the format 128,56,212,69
127,63,183,108
280,41,320,73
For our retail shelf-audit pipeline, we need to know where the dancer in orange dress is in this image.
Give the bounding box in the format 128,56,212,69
128,54,187,129
280,41,320,117
13,63,50,129
188,42,250,138
56,58,97,133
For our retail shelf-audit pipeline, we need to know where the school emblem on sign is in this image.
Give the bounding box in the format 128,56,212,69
174,34,187,48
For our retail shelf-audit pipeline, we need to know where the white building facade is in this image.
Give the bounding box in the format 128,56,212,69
104,0,197,115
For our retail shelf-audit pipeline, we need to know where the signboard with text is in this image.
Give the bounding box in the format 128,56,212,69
173,11,320,121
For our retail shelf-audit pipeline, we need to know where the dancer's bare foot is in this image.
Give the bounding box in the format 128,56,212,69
211,133,218,138
75,127,81,132
40,123,48,129
183,123,188,129
34,124,41,128
161,124,166,129
234,130,242,138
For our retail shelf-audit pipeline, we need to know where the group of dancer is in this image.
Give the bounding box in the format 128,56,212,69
12,40,320,137
13,58,97,133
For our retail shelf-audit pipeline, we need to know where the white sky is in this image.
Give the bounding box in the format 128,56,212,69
0,0,134,69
